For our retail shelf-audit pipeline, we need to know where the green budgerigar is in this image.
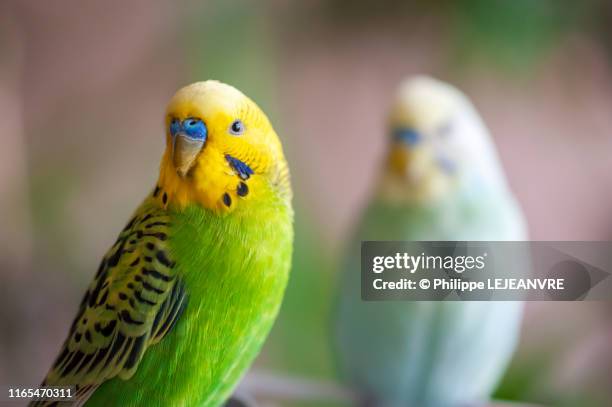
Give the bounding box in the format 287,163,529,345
34,81,293,406
335,76,527,407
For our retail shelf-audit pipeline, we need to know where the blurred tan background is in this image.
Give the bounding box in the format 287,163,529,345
1,1,612,406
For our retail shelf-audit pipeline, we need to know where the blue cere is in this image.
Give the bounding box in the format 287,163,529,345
182,118,208,141
170,118,208,141
394,128,422,146
225,154,254,180
170,119,181,137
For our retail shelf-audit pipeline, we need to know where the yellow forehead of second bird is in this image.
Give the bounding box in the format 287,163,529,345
391,76,460,132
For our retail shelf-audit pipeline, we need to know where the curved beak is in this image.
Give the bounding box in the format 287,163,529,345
388,145,431,182
173,132,206,177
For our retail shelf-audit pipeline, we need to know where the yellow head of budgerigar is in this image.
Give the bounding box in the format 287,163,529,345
380,75,505,204
157,80,291,213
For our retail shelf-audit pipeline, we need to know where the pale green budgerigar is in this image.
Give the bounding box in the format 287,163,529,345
335,76,527,407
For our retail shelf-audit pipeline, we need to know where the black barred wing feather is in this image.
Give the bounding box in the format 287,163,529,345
38,202,187,404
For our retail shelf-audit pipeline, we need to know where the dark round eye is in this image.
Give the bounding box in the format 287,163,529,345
229,120,244,135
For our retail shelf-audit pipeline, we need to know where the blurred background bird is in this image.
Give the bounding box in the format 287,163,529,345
33,81,294,406
334,76,527,407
